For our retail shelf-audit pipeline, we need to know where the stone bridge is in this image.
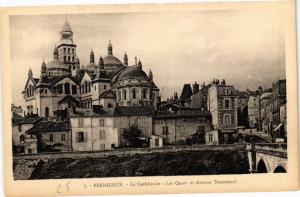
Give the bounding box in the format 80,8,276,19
246,143,287,173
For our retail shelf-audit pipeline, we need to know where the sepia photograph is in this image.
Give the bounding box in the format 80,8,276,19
1,0,299,196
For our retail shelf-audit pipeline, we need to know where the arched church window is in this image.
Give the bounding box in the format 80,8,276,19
45,107,49,118
68,56,71,62
72,56,74,62
88,83,91,93
64,56,66,62
123,89,127,100
72,48,74,53
68,48,70,53
118,90,121,101
108,103,112,108
57,84,63,94
20,135,25,143
143,89,147,99
72,85,77,94
132,89,136,99
64,48,66,52
64,83,70,94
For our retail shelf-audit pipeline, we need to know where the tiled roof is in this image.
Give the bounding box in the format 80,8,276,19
69,108,114,117
155,109,211,119
13,116,43,125
99,90,116,99
58,95,80,104
26,120,70,134
113,106,153,116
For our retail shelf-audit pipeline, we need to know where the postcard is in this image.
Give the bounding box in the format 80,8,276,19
1,1,299,196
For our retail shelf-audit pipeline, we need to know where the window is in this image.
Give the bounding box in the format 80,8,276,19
72,85,77,94
209,134,213,142
61,133,65,142
163,126,168,135
88,83,91,93
223,114,231,125
107,103,112,108
123,89,127,100
72,48,75,53
223,134,228,141
155,138,159,146
49,134,54,142
118,90,121,101
224,99,230,109
27,149,32,154
57,84,63,94
132,89,136,99
20,135,25,143
76,132,86,142
100,130,106,140
104,85,107,90
78,118,84,127
45,107,49,118
72,56,74,62
143,89,147,99
64,83,70,94
64,56,66,62
18,125,22,132
68,48,70,53
99,118,105,126
68,56,70,62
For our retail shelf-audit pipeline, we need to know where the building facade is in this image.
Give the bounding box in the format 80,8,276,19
207,80,238,144
69,108,119,151
153,109,212,144
22,18,160,118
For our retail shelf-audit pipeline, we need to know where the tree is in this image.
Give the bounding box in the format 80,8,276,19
121,124,143,148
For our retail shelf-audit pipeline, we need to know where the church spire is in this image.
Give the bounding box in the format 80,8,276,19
60,15,73,43
53,45,58,60
123,52,128,66
28,67,33,78
41,60,47,76
90,49,95,63
108,40,113,55
99,56,104,69
148,69,153,81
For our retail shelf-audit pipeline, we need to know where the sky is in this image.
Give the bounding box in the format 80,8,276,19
10,8,285,106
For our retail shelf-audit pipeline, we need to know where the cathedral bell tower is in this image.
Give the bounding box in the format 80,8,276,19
57,16,77,72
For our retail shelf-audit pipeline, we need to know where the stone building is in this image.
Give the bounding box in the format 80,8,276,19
259,90,273,134
153,109,212,145
26,120,71,152
207,79,238,144
12,113,42,154
113,106,154,141
69,108,119,151
248,94,259,128
191,82,209,109
271,79,286,126
22,17,160,118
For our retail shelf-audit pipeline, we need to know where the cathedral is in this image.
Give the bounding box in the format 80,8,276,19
22,18,160,118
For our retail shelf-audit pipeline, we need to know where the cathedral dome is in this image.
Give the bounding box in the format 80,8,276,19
103,55,123,66
86,62,98,71
47,59,68,69
117,64,149,81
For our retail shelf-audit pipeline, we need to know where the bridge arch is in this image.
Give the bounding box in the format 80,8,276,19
274,166,286,173
257,159,268,173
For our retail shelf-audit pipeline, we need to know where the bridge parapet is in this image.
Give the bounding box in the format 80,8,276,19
247,143,287,173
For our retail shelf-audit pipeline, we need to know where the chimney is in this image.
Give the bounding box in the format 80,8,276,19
192,82,199,94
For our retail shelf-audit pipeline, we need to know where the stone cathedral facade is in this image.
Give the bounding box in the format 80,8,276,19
22,18,160,118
